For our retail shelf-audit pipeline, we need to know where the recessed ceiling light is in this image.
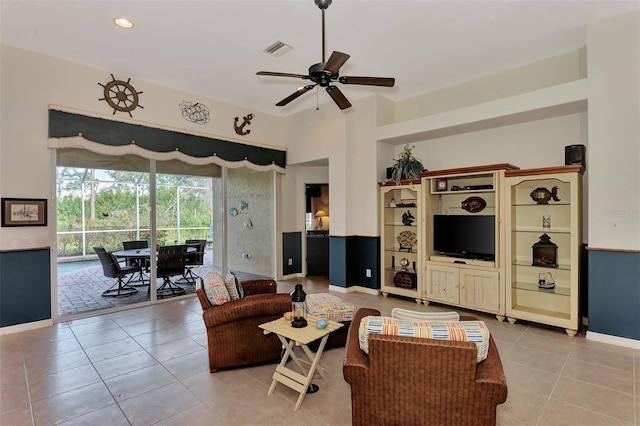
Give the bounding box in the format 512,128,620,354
113,18,134,29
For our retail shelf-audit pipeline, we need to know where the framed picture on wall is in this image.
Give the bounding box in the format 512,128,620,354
1,198,48,227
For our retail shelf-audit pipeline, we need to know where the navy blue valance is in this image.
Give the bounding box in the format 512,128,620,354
48,109,286,172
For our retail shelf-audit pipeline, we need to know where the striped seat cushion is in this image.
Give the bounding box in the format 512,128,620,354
306,293,356,323
391,308,460,322
358,316,490,363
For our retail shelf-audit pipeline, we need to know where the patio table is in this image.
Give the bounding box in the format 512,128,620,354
112,246,196,286
112,246,196,260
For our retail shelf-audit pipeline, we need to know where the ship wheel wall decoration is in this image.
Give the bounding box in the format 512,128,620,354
98,74,144,117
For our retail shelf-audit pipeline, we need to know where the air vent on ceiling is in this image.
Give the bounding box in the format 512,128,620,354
263,40,293,57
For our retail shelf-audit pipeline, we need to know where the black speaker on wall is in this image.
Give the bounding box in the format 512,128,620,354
565,144,586,167
386,167,394,180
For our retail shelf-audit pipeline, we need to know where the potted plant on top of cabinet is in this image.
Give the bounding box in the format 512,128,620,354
390,144,425,183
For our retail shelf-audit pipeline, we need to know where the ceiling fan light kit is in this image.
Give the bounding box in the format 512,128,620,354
257,0,395,110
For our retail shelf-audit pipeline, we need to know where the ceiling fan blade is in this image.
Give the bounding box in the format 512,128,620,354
275,85,316,106
323,51,350,74
339,76,395,87
326,85,352,110
257,71,308,79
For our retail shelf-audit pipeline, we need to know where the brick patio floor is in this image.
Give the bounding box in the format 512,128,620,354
57,250,268,318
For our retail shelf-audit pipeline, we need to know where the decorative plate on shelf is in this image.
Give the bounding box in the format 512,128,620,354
461,196,486,213
397,230,417,252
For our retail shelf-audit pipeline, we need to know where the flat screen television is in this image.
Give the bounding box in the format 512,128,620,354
433,215,495,261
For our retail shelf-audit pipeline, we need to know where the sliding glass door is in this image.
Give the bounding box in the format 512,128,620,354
154,159,220,299
56,148,275,317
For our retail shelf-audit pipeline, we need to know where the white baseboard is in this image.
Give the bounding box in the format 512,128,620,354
329,284,379,296
586,331,640,350
0,319,54,335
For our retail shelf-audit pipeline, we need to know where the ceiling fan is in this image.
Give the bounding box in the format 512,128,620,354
256,0,395,110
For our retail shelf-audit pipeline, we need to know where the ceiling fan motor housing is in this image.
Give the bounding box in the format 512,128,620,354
315,0,332,10
309,62,336,87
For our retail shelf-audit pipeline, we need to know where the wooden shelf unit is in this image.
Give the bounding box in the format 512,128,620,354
505,165,583,335
379,182,423,303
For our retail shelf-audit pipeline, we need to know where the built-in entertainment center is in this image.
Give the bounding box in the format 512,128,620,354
379,164,583,335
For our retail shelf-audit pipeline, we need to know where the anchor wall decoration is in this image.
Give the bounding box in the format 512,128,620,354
234,113,254,136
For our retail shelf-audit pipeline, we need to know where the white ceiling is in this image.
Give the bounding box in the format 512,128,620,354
1,0,638,117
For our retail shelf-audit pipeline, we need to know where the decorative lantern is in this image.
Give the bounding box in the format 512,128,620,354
532,233,558,268
290,284,307,328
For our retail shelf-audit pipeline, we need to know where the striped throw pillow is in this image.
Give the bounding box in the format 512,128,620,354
203,272,230,305
358,316,490,363
224,272,241,300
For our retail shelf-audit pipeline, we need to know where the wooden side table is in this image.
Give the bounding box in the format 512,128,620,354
259,315,343,410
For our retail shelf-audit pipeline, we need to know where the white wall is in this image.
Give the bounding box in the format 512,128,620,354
408,113,585,171
396,48,586,122
345,96,379,237
586,10,640,250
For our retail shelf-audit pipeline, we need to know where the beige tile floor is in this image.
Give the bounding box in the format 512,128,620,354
1,276,638,425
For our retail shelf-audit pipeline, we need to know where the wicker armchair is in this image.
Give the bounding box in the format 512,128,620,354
343,308,508,426
196,279,291,373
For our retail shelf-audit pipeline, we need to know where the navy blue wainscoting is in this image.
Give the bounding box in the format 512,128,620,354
588,249,640,341
282,232,302,275
329,236,380,290
0,248,51,327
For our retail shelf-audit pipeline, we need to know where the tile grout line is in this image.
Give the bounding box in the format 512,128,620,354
71,320,135,426
21,343,37,426
533,333,574,426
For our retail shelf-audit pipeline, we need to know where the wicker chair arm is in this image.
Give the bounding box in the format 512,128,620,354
240,279,278,296
343,308,380,373
202,293,291,328
474,335,508,401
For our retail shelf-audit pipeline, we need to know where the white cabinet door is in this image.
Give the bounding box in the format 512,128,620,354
425,264,459,304
459,269,500,313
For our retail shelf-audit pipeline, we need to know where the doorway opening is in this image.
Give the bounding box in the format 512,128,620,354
305,184,329,276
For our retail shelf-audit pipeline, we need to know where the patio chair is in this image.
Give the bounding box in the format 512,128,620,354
156,245,187,297
122,240,150,284
176,239,206,285
93,246,140,297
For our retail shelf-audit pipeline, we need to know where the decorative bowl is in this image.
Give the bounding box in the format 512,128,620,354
315,319,329,329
